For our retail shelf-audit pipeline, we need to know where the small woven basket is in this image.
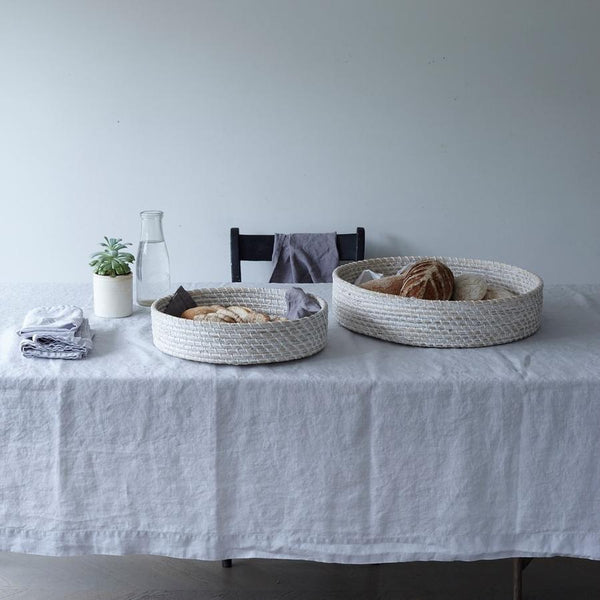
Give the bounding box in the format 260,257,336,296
151,287,328,365
333,257,543,348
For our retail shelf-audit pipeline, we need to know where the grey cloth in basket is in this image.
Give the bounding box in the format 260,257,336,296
269,233,339,284
285,287,322,320
18,305,93,359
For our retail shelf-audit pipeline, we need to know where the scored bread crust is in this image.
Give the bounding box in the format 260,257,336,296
215,307,242,323
399,260,454,300
452,274,488,301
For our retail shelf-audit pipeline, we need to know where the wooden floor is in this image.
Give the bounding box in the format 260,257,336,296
0,553,599,599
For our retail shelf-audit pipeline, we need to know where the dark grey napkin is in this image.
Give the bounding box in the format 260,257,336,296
285,287,322,320
269,233,339,283
163,286,197,316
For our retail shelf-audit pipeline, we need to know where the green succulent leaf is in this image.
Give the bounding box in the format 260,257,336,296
90,236,135,275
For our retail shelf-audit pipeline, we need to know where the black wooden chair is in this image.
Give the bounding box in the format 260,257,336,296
221,227,364,568
230,227,365,282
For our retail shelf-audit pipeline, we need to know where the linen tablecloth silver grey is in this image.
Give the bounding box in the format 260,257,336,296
1,282,600,563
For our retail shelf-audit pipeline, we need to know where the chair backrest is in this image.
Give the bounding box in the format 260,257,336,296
230,228,365,283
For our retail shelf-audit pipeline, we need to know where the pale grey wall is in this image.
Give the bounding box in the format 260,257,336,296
1,0,598,284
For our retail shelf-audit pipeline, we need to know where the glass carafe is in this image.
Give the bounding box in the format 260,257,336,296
136,210,171,306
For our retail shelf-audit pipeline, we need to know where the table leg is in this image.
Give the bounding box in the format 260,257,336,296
222,559,233,568
512,558,533,600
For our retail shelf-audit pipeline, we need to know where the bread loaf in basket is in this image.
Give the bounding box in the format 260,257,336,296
333,256,543,348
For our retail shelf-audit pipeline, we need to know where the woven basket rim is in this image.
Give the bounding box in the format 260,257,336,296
333,256,543,304
151,286,328,326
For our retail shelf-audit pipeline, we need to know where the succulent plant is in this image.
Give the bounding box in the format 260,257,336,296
90,237,135,277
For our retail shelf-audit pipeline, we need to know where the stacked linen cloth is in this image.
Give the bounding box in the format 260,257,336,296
17,305,94,359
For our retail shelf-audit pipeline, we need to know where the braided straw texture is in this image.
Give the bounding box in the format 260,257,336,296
333,257,543,348
151,287,328,364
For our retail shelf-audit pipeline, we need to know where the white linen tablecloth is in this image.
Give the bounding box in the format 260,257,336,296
1,282,600,564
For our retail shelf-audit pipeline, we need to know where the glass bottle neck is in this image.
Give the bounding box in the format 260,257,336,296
140,211,164,242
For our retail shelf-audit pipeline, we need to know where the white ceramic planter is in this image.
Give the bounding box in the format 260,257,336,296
93,273,133,318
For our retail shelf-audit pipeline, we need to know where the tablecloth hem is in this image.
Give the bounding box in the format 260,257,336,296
2,530,599,563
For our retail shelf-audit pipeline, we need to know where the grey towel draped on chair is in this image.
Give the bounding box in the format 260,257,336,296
269,233,339,283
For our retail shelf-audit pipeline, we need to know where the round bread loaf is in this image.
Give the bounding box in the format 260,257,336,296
399,259,454,300
484,285,516,300
452,274,487,301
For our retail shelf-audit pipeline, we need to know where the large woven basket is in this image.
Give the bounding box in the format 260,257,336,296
151,287,328,365
333,257,543,348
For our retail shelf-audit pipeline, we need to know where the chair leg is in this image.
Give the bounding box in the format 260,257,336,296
512,557,533,600
513,558,523,600
222,559,232,568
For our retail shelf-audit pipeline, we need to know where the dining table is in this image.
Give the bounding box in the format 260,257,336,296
1,281,600,597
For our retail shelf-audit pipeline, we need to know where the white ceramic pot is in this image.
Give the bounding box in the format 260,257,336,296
93,273,133,318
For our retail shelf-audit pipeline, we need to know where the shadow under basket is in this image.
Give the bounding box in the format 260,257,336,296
333,256,543,348
151,287,328,365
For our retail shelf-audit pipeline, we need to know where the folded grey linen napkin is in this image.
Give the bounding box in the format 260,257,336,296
18,305,94,359
269,233,339,284
285,287,322,320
